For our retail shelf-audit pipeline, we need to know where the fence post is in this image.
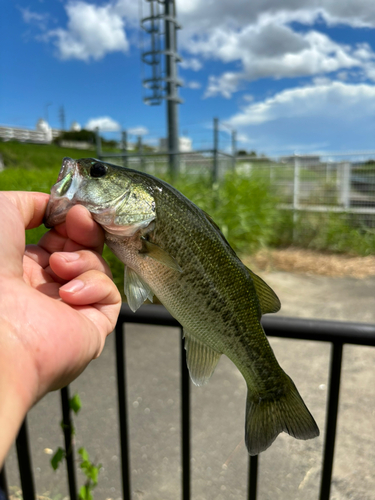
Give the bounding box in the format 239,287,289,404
213,117,219,184
122,131,128,168
293,155,301,210
115,321,131,500
0,466,8,499
15,419,35,500
293,156,301,240
319,342,343,500
231,130,237,170
60,387,78,500
137,136,144,171
340,162,351,209
95,128,102,158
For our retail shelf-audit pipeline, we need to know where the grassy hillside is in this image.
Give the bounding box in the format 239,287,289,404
0,140,97,171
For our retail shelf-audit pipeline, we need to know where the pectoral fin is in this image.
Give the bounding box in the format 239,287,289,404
247,268,281,315
124,266,154,312
183,329,221,386
140,238,182,272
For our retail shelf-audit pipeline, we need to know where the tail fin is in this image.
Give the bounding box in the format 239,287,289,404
245,376,319,455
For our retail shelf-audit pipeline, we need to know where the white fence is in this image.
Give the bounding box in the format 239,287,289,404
236,154,375,217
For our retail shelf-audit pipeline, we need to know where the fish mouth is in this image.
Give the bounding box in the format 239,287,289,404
43,157,78,228
58,157,76,182
43,197,75,228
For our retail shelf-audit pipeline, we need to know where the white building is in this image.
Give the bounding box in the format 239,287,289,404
70,121,82,132
0,120,60,144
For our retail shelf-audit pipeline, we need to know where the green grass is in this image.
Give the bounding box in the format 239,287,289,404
0,140,97,170
271,210,375,256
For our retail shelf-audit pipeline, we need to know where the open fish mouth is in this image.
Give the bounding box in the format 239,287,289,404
57,157,76,182
43,158,80,227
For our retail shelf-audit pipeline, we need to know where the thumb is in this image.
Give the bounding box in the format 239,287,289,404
0,192,50,276
0,191,50,229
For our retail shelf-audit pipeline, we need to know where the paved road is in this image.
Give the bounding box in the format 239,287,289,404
5,272,375,500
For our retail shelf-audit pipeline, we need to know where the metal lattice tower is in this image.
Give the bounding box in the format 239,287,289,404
141,0,183,178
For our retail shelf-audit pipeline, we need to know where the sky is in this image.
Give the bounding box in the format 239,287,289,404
2,0,375,156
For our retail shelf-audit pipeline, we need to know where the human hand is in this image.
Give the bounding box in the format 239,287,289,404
0,191,121,465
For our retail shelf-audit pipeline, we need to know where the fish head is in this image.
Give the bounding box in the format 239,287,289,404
44,157,156,236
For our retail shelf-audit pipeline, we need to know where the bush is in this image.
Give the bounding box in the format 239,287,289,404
271,210,375,256
173,170,280,253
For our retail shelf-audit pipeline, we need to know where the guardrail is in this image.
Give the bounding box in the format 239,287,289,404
2,305,375,500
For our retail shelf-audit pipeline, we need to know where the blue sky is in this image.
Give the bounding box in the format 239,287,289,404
2,0,375,155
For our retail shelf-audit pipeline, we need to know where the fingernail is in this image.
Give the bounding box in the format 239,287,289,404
60,252,80,262
60,279,85,293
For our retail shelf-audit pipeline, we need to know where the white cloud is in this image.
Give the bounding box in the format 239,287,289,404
21,0,375,93
189,20,374,97
186,81,202,89
227,81,375,127
47,1,131,61
221,80,375,153
243,94,254,102
337,71,349,81
176,1,375,32
313,76,332,85
175,1,375,97
180,58,202,71
204,72,243,98
85,116,121,131
20,7,50,30
128,126,149,136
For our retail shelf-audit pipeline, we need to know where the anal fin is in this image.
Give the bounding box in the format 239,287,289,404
183,329,221,386
124,266,154,312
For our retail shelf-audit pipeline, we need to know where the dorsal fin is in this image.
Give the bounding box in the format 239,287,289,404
247,268,281,315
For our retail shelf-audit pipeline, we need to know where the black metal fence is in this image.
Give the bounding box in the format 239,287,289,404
2,304,375,500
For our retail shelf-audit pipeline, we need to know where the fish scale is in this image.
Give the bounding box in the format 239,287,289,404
44,157,319,455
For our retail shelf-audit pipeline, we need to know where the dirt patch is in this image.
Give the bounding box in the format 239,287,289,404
242,247,375,278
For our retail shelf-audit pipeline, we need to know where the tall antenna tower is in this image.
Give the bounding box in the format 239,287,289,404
141,0,183,178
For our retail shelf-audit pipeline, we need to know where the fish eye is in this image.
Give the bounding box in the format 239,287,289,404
90,162,107,178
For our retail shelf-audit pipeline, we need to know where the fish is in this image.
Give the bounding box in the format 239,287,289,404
44,157,319,455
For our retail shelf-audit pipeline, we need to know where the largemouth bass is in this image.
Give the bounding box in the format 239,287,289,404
44,157,319,455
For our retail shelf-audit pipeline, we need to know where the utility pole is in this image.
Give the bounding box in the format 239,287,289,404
59,106,66,131
45,102,52,124
164,0,180,179
141,0,182,180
